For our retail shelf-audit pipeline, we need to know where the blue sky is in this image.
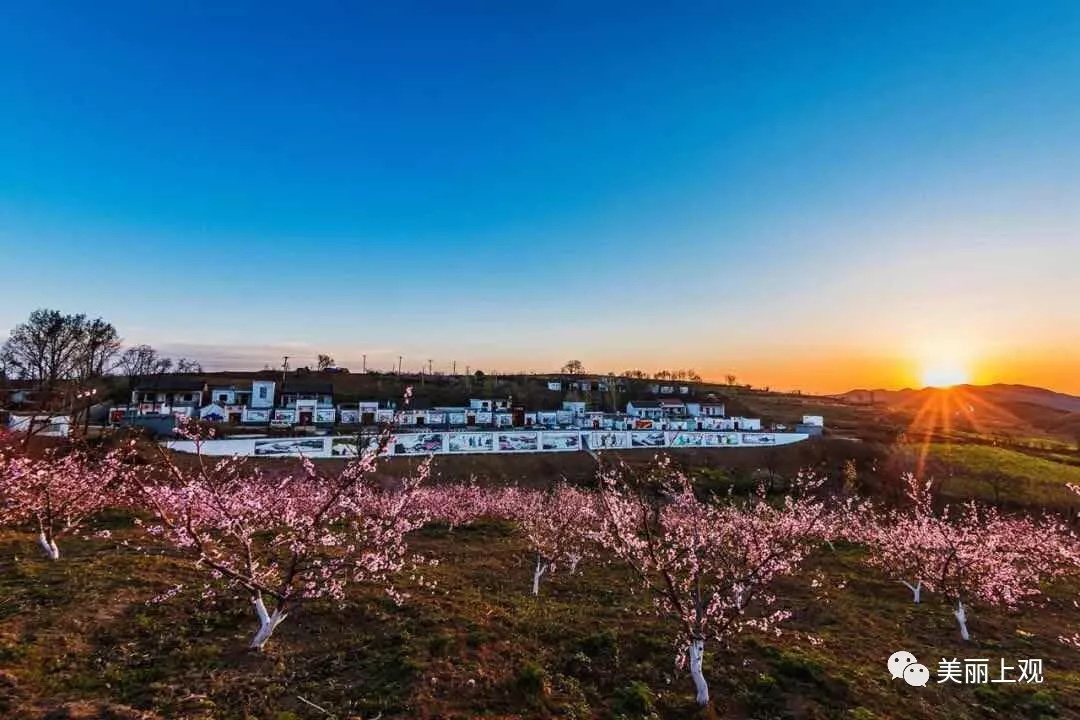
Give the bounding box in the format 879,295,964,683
1,1,1078,392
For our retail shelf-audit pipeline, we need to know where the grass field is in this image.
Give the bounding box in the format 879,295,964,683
2,510,1080,719
916,443,1080,510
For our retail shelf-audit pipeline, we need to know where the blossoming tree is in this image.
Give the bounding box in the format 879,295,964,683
0,441,136,560
134,418,432,650
596,460,832,706
508,483,601,595
862,473,1067,640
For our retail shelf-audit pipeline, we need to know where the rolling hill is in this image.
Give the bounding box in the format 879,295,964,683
837,384,1080,444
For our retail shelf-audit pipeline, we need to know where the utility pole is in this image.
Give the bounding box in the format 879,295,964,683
281,356,289,415
362,354,367,373
452,360,456,375
397,356,402,374
428,359,433,375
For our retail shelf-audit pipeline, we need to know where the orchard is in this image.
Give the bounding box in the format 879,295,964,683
1,422,1080,718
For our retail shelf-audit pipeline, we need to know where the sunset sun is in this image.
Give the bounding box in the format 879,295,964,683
920,362,970,388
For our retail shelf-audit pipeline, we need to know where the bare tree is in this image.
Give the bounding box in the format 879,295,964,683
118,345,172,378
725,374,737,386
561,360,584,375
74,318,122,381
117,345,176,394
176,358,203,373
317,354,335,371
0,309,109,399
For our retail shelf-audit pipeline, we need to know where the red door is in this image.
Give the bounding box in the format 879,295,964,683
299,411,313,426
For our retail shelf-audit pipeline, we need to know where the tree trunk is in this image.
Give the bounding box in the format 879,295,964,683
901,579,922,603
567,553,581,575
532,555,548,596
953,601,970,641
688,637,709,705
250,594,287,650
38,532,60,560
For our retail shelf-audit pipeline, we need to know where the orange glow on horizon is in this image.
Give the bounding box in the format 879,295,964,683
694,350,1080,396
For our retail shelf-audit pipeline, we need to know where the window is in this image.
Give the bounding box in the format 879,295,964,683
218,394,228,403
182,394,193,402
259,386,268,399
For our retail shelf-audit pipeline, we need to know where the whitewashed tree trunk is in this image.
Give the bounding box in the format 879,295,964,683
250,594,287,650
901,579,922,603
688,637,709,705
953,601,970,641
567,553,581,575
532,556,548,596
38,532,60,560
732,583,747,611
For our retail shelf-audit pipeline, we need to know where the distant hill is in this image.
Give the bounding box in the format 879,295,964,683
838,384,1080,413
837,384,1080,442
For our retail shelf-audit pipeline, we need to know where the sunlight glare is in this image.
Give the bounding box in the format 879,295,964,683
920,363,970,388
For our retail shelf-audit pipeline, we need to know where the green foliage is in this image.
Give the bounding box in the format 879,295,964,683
515,661,550,699
611,680,658,719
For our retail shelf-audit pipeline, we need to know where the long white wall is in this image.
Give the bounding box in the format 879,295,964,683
164,430,811,458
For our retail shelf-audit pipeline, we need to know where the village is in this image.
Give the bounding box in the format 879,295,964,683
3,371,825,457
115,376,825,432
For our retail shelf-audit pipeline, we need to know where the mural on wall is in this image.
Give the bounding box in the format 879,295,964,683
633,419,656,430
271,409,296,424
244,409,270,423
586,431,630,449
631,431,665,447
742,434,775,444
667,432,704,447
315,408,336,424
541,431,580,451
339,410,359,424
498,432,539,452
199,404,226,422
393,433,445,455
331,435,385,456
332,437,362,456
254,438,326,456
447,432,494,453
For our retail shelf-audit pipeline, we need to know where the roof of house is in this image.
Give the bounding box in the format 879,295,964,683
700,402,726,407
629,400,662,408
658,398,686,406
280,381,335,395
134,377,208,392
209,382,253,392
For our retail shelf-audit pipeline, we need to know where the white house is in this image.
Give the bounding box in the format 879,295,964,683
732,417,762,431
7,414,71,437
699,403,726,417
208,384,253,407
658,398,687,416
131,378,207,415
536,411,559,426
546,381,562,391
626,400,664,419
469,398,510,411
250,381,276,408
802,415,824,427
562,400,586,416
